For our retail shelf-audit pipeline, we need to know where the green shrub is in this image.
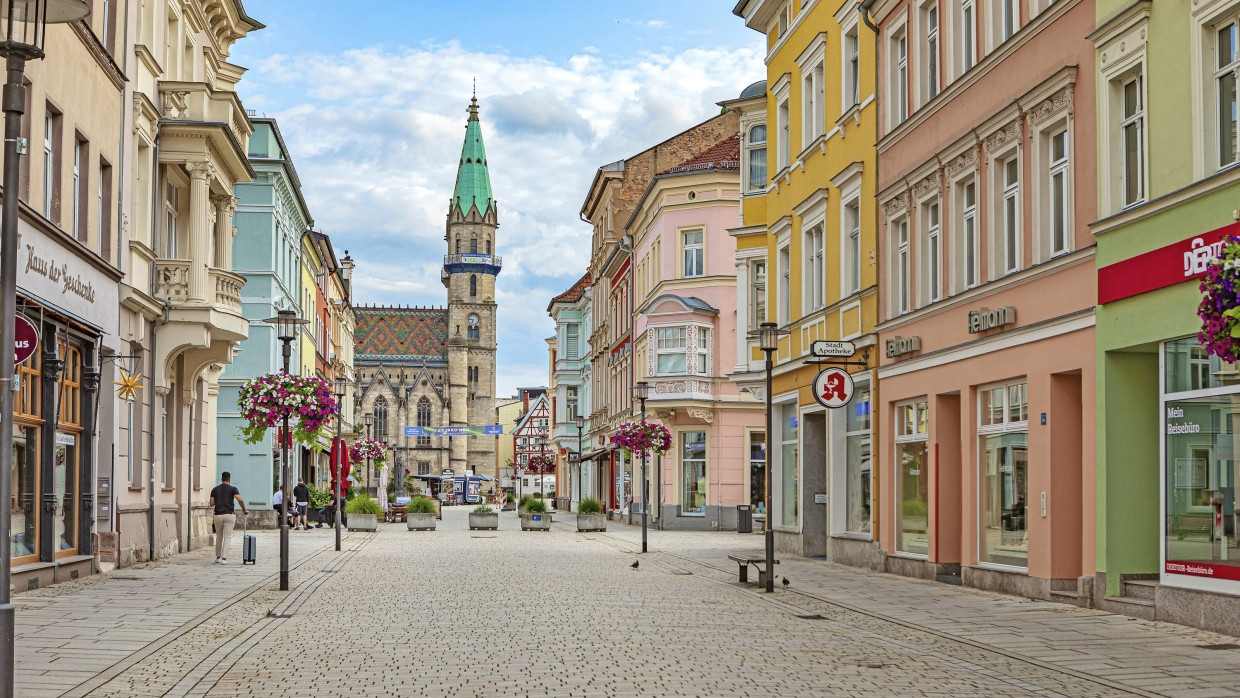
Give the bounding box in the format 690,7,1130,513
532,491,543,499
506,492,516,503
307,485,330,510
473,504,494,514
406,497,437,514
578,497,603,516
902,498,928,519
518,495,535,509
345,495,382,516
524,498,549,514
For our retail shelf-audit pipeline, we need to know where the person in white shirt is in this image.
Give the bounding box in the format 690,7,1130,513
272,489,286,527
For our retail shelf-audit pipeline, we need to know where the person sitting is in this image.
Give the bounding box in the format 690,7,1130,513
317,492,338,528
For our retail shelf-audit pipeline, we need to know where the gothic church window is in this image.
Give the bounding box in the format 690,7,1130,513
373,397,389,441
470,275,477,297
417,396,431,446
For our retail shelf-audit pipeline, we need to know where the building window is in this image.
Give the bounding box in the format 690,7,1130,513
846,29,861,107
469,274,477,297
417,461,430,475
566,386,578,420
960,0,976,74
845,384,872,534
802,54,826,146
749,431,766,512
777,402,798,528
1048,129,1070,257
957,179,978,290
1000,0,1019,41
805,223,825,311
373,397,389,442
1000,156,1020,274
683,230,703,277
99,159,112,260
486,239,491,254
695,330,708,374
844,200,861,295
750,260,766,330
896,217,910,313
72,137,86,241
923,3,939,103
565,323,580,360
681,431,707,514
417,396,431,446
746,124,767,192
922,199,941,303
470,237,478,253
1121,74,1145,206
778,98,791,169
778,244,791,324
979,381,1028,568
895,399,929,555
43,109,59,221
656,327,687,374
12,349,40,563
893,29,909,124
1219,20,1239,168
164,183,179,258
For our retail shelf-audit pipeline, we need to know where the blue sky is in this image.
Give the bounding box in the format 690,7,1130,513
232,1,765,396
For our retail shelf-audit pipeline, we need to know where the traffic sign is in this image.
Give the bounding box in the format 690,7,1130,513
13,314,38,366
812,367,855,409
810,340,856,358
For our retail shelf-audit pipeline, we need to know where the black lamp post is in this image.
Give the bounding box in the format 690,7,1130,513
264,309,307,592
363,413,374,498
333,377,347,552
0,3,91,696
749,321,788,592
574,414,585,508
632,381,651,553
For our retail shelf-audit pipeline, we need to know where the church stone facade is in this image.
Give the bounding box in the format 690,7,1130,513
354,96,501,482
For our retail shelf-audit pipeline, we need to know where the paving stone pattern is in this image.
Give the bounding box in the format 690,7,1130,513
11,511,1240,697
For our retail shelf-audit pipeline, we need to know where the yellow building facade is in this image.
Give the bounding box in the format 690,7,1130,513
729,0,880,561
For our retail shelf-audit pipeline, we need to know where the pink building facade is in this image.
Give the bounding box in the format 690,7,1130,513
629,135,766,530
871,0,1097,600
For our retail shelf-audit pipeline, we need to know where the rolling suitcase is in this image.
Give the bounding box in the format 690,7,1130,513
242,515,256,565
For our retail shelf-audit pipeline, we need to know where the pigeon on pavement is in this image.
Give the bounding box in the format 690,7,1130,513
781,577,790,588
630,560,639,570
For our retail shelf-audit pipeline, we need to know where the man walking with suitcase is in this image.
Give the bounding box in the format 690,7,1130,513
209,472,249,564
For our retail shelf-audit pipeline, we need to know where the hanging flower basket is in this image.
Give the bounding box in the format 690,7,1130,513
528,454,556,474
350,438,387,467
238,373,338,450
1199,236,1240,362
611,421,672,460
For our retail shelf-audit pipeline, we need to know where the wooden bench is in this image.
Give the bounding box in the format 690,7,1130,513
728,554,779,586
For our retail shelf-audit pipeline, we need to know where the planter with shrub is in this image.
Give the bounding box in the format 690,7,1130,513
345,495,382,531
406,496,438,531
520,498,552,531
517,495,534,516
576,497,607,532
469,504,499,530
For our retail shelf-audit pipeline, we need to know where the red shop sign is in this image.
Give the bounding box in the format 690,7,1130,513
1097,222,1240,304
1165,560,1240,582
13,314,38,366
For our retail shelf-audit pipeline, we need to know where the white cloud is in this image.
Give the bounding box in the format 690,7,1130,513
237,40,763,397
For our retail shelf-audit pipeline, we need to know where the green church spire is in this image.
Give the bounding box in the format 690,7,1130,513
451,92,494,219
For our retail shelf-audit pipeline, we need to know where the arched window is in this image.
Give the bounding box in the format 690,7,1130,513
485,240,491,254
373,397,389,442
416,396,431,446
470,237,478,253
470,275,477,297
455,238,461,254
747,124,767,193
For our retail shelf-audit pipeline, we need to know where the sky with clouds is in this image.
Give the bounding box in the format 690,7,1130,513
231,1,766,397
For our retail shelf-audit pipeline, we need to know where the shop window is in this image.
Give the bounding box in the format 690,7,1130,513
978,380,1029,567
895,399,929,554
845,385,873,534
750,431,766,514
11,350,41,564
681,431,707,514
55,345,81,555
778,403,799,528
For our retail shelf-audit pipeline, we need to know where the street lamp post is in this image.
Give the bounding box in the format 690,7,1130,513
333,377,347,552
749,322,788,593
574,415,585,509
363,413,374,498
264,309,307,592
0,3,93,696
632,381,651,553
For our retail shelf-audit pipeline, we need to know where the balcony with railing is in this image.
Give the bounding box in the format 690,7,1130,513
442,253,503,276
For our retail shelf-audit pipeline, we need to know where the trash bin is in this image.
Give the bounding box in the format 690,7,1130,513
737,505,752,534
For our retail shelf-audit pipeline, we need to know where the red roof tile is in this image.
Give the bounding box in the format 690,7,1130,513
658,133,741,176
547,272,592,310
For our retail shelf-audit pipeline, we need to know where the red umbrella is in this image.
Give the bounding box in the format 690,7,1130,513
330,436,353,497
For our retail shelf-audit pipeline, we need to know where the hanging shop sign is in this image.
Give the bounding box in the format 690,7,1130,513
14,314,38,365
1098,221,1240,304
812,367,855,409
885,335,921,358
403,424,504,437
967,306,1016,333
809,340,856,358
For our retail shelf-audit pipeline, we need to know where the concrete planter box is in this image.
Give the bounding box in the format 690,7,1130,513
406,513,437,531
517,506,526,516
469,512,499,530
577,514,607,532
520,513,552,531
347,513,378,531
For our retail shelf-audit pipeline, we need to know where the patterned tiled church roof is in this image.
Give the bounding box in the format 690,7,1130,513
354,306,448,363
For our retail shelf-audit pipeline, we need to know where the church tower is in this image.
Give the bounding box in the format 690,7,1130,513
443,93,500,475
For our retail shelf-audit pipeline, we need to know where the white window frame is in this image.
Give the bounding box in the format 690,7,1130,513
989,147,1021,277
164,181,180,258
920,0,940,105
682,228,704,278
750,259,767,330
72,138,82,240
893,398,929,556
920,197,941,304
43,112,54,219
778,98,791,170
997,0,1020,44
678,429,708,515
804,222,825,312
745,122,768,193
895,216,911,314
954,175,979,292
845,27,861,108
829,376,873,538
1047,127,1071,258
655,327,688,375
844,200,862,296
976,379,1029,569
778,240,791,324
1096,15,1147,213
797,36,827,149
891,23,909,127
1120,74,1145,208
958,0,976,78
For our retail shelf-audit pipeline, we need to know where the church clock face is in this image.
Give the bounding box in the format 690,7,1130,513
467,313,479,326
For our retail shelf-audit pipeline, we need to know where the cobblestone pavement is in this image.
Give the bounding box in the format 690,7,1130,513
10,509,1240,697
